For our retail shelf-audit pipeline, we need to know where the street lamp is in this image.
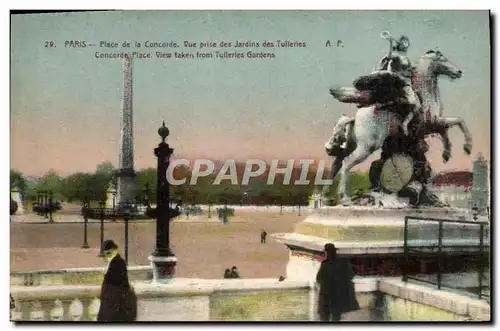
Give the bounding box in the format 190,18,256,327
148,121,177,283
81,196,90,249
208,196,212,219
296,194,302,216
39,189,48,218
123,201,131,265
143,182,151,207
111,186,117,210
48,190,54,223
98,199,106,257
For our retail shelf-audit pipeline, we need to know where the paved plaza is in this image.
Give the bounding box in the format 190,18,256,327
10,209,301,279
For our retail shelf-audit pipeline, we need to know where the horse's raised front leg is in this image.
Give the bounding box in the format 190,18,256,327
338,145,373,206
439,130,452,163
438,117,473,155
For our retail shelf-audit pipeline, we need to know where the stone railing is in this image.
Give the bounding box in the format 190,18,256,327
10,278,376,321
10,276,490,322
11,285,101,321
10,266,152,287
378,278,490,321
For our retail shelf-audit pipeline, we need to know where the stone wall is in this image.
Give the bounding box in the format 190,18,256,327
210,289,310,321
10,278,375,322
377,278,490,321
10,274,490,322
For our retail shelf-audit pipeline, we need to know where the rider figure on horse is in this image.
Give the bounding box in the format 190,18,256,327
330,32,421,138
368,34,420,136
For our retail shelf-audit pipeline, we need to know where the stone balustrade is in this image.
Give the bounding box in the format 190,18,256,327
10,266,152,287
10,277,376,321
10,274,490,322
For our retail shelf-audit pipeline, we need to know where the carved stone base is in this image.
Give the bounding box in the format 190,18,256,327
273,207,484,281
148,255,177,284
287,246,488,277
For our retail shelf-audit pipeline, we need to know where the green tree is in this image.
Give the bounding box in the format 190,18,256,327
95,161,116,177
136,168,157,203
39,170,64,201
61,172,93,202
10,170,27,192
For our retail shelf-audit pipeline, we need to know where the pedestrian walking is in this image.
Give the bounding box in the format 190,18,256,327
315,243,359,321
260,230,268,244
97,240,137,322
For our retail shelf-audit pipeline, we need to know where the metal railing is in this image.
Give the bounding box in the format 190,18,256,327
402,216,490,301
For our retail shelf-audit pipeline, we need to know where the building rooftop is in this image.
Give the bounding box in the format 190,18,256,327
431,171,473,188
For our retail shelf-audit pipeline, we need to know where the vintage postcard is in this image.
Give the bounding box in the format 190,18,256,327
9,10,490,322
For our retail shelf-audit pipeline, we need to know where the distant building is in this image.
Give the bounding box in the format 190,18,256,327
472,154,490,215
430,170,472,209
429,154,490,215
309,187,326,209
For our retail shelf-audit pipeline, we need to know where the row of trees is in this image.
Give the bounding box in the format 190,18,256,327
10,161,371,207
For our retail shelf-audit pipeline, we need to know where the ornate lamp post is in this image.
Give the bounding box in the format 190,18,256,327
208,196,212,219
218,188,231,225
123,201,131,265
143,182,151,207
98,199,106,257
111,186,117,210
48,190,54,223
296,193,302,216
33,190,40,214
148,121,177,283
81,196,90,249
40,189,48,218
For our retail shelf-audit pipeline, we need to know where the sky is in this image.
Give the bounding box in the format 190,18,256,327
10,10,491,177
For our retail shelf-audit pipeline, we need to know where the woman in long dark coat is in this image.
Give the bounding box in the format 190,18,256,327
97,240,137,322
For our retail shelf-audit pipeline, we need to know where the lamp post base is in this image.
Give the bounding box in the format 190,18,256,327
81,243,90,249
148,255,177,284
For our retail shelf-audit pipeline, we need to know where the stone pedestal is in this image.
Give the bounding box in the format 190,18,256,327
148,255,177,284
273,206,488,282
116,168,136,209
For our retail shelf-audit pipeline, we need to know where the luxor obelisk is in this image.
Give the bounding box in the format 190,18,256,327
116,55,136,209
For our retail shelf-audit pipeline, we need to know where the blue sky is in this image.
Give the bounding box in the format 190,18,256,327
10,10,490,176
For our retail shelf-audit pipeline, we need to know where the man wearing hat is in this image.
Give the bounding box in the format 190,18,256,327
97,240,137,322
315,243,359,321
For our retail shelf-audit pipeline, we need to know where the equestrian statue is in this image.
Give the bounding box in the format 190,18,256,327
325,30,473,207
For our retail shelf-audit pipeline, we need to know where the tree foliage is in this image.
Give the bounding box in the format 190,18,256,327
11,162,370,206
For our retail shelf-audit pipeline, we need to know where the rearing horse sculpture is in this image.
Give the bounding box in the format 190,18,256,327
412,49,472,161
325,49,473,206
